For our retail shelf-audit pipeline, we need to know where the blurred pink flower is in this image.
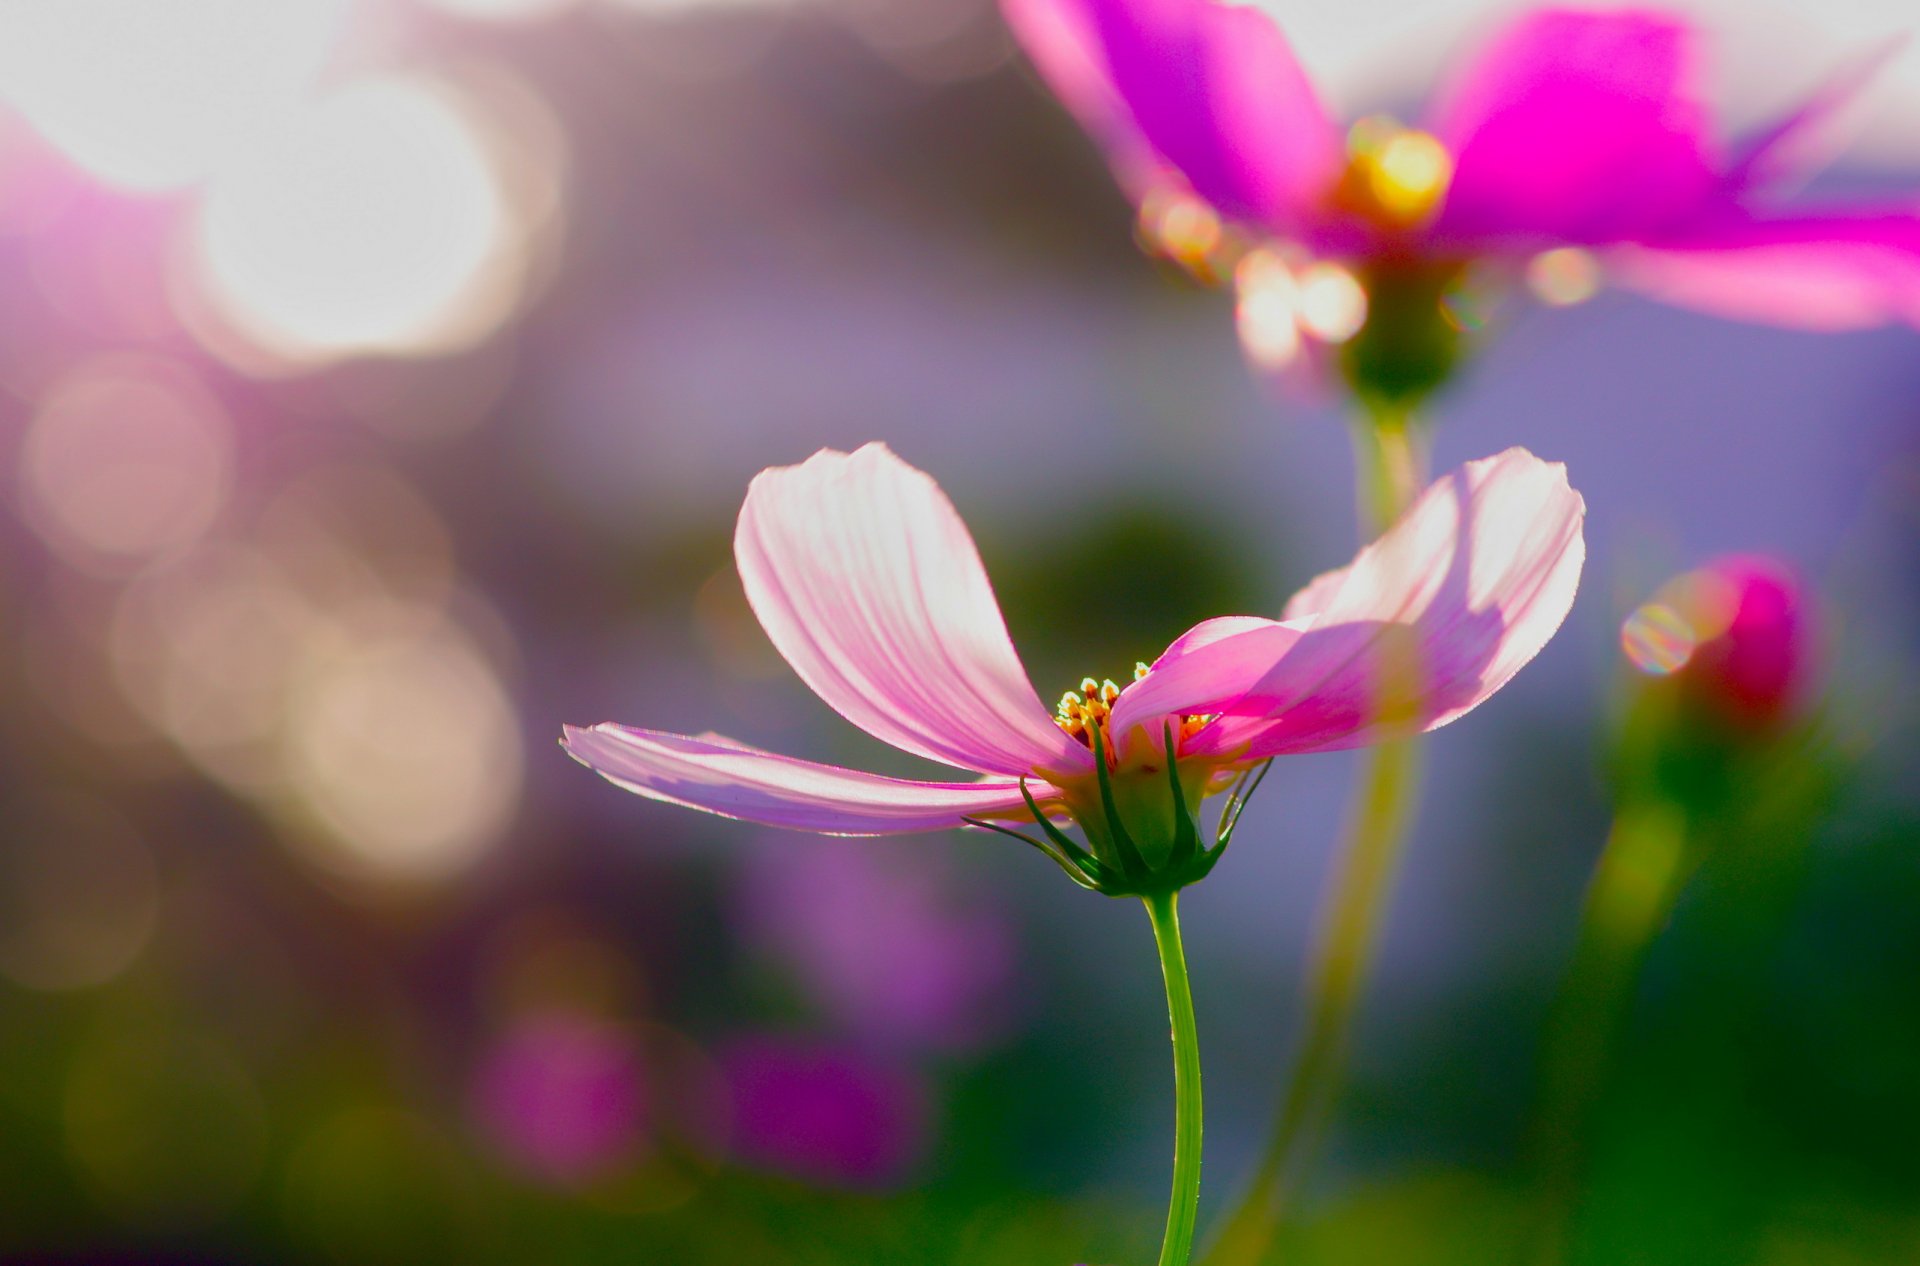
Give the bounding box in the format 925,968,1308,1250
736,840,1017,1055
718,1034,929,1189
471,1013,648,1187
565,442,1583,890
1625,553,1813,730
1682,556,1811,728
1004,0,1920,331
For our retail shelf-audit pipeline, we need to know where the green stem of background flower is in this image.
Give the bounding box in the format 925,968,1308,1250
1527,800,1693,1265
1201,407,1429,1266
1147,889,1204,1266
1350,402,1425,537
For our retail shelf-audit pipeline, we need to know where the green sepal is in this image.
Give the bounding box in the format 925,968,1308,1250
1018,776,1094,868
1215,759,1273,853
968,736,1279,899
965,776,1107,890
963,814,1103,891
1161,722,1202,870
1089,724,1152,885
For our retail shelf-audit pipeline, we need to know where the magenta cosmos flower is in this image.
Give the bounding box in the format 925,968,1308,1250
1003,0,1920,400
565,443,1583,895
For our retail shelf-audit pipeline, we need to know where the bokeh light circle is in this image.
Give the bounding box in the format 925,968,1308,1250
422,0,578,19
20,355,234,571
1527,247,1602,307
1234,249,1303,371
0,0,348,192
190,75,519,363
1296,261,1369,343
1621,601,1699,676
284,622,524,883
110,547,314,791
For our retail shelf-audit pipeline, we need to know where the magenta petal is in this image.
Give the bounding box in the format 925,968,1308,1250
1105,616,1308,744
562,725,1046,836
1003,0,1340,228
1002,0,1166,199
1724,39,1908,194
735,444,1088,778
1612,207,1920,329
1429,8,1719,246
1184,449,1585,759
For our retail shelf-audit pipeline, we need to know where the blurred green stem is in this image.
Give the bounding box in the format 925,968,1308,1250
1527,800,1694,1265
1201,409,1429,1266
1147,890,1204,1266
1350,402,1425,537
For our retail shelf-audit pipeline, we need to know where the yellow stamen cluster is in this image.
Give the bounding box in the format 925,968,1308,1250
1330,117,1453,232
1054,662,1214,752
1055,673,1126,746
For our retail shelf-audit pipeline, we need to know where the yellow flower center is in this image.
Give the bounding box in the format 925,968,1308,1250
1330,117,1453,233
1054,663,1212,754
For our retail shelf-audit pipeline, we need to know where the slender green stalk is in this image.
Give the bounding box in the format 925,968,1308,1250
1146,890,1204,1266
1350,403,1425,536
1527,801,1693,1265
1200,407,1429,1266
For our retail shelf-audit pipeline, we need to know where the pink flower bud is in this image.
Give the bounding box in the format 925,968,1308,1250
1621,554,1812,731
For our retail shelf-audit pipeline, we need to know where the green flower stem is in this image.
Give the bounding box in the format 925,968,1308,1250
1146,889,1204,1266
1201,408,1429,1266
1350,402,1425,537
1527,800,1693,1265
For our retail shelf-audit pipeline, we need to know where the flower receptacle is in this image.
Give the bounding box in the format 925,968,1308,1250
1341,257,1473,411
967,725,1271,900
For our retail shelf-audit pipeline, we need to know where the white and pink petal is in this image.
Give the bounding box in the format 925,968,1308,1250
1105,615,1308,749
562,725,1051,836
1182,449,1586,759
734,444,1089,779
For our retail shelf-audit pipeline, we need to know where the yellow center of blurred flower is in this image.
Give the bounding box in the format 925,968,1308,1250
1331,118,1453,232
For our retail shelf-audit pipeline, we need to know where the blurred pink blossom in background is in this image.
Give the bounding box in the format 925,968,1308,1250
1681,555,1812,729
471,1013,650,1187
1623,552,1814,732
1005,0,1920,332
735,840,1019,1055
719,1034,931,1189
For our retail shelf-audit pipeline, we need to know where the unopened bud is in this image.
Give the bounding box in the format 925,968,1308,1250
1622,554,1811,733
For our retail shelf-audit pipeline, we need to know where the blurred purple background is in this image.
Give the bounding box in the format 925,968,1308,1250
1,1,1916,1262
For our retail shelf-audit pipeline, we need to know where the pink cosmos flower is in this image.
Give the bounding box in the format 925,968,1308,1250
564,443,1582,893
1004,0,1920,395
